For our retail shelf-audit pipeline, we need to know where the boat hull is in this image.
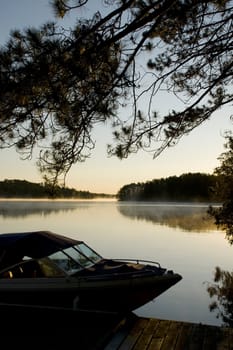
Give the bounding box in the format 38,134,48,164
0,272,182,314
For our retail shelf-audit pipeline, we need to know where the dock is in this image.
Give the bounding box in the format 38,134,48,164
103,314,233,350
1,304,233,349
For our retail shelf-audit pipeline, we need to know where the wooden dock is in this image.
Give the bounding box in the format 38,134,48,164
1,305,233,349
103,314,233,350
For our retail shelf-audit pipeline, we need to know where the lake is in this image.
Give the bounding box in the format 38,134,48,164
0,199,231,327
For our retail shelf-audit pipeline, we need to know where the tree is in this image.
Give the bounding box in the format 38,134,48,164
117,172,215,201
0,0,232,186
207,266,233,327
208,133,233,243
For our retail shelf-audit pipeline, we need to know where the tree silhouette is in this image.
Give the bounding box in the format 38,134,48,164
0,0,232,185
208,134,233,243
207,266,233,327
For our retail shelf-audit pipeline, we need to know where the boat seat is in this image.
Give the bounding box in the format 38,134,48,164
19,260,44,277
0,260,45,278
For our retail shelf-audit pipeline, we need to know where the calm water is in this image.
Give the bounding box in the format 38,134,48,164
0,199,231,327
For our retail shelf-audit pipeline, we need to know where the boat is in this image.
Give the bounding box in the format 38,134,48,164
0,230,182,315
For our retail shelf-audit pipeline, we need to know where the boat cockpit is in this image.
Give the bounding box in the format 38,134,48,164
0,243,103,279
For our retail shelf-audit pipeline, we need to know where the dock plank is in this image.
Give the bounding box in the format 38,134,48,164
103,316,233,350
118,318,149,350
228,328,233,350
133,318,160,350
188,323,205,350
147,319,171,350
202,325,220,350
160,321,183,350
175,322,193,350
216,328,230,350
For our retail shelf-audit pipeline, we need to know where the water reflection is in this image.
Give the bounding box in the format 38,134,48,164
206,266,233,327
0,201,219,232
118,203,218,232
0,200,89,218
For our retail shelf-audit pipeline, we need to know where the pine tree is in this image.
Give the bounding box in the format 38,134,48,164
0,0,232,185
208,134,233,242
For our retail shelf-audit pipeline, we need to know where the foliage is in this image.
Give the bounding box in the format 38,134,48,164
207,266,233,327
208,134,233,243
0,0,233,185
0,179,113,199
117,172,216,201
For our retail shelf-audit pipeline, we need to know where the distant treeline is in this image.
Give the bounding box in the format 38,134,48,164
117,173,218,202
0,179,114,199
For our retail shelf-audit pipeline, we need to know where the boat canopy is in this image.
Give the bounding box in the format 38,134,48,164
0,231,82,269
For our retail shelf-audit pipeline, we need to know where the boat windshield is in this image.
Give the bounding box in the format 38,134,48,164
47,243,102,275
74,243,102,264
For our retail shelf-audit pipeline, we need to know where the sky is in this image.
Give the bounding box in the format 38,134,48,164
0,0,232,195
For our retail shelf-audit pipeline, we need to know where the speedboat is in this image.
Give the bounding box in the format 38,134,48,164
0,231,182,314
